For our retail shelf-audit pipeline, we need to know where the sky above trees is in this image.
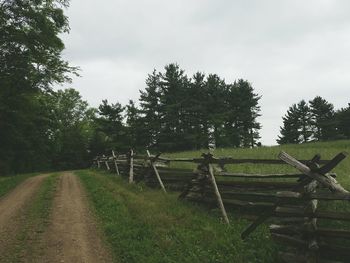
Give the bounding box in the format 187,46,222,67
58,0,350,145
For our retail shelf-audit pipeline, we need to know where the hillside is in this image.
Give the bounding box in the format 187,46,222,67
163,140,350,187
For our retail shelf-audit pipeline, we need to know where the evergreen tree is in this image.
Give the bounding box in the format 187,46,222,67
94,100,126,152
158,63,189,151
297,100,313,143
277,104,301,144
309,96,337,141
185,72,209,149
335,103,350,139
125,100,147,149
223,83,241,147
235,79,262,147
204,74,227,148
139,70,161,148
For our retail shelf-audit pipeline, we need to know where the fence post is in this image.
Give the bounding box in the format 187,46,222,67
129,149,134,183
112,150,120,175
97,156,101,169
147,150,166,193
103,155,110,170
203,153,230,224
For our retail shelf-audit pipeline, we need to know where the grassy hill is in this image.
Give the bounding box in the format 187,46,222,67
163,140,350,187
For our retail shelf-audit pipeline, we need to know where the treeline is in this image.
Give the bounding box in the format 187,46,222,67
0,0,82,174
92,64,262,154
0,0,262,175
277,97,350,144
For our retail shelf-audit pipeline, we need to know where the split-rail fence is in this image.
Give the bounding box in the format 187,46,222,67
93,149,350,263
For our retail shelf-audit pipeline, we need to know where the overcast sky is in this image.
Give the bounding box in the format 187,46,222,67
58,0,350,145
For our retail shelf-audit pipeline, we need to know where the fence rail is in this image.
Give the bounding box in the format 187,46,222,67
92,149,349,263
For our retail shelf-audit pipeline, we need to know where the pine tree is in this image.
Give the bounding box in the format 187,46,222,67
223,83,241,147
335,103,350,139
139,70,161,148
277,104,301,144
158,63,189,151
297,100,313,142
94,100,126,152
182,72,208,149
309,96,337,141
204,74,227,148
125,100,147,149
235,79,262,147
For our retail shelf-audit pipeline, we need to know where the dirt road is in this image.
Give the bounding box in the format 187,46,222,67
0,172,112,262
0,175,48,258
39,172,112,262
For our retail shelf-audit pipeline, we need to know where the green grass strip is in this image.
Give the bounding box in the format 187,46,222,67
0,173,38,198
77,170,278,263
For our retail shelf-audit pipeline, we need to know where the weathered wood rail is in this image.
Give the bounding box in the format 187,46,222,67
92,149,349,263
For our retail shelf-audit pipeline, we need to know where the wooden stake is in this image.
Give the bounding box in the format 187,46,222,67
208,163,229,224
129,149,134,183
103,155,110,170
112,150,120,175
147,150,166,193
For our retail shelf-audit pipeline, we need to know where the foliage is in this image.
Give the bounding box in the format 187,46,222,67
335,103,350,139
78,170,278,263
94,63,262,154
0,0,77,174
277,97,349,144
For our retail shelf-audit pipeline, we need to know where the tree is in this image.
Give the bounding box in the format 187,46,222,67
42,89,94,169
296,100,313,143
309,96,337,141
139,70,162,148
0,0,76,174
184,72,209,149
93,100,126,153
277,104,302,144
158,63,189,151
204,74,227,148
335,103,350,139
234,79,262,147
125,100,148,149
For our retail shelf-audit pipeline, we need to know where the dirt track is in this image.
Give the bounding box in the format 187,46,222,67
39,172,112,262
0,172,112,262
0,174,48,258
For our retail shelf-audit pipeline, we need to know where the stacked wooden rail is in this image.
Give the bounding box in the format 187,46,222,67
92,149,350,263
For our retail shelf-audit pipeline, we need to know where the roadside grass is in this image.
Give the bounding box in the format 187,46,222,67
4,174,59,262
163,140,350,243
0,172,39,198
77,169,278,263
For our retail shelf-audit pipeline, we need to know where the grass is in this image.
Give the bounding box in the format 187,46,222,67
77,169,278,263
3,174,59,262
81,140,350,262
163,140,350,187
0,172,39,198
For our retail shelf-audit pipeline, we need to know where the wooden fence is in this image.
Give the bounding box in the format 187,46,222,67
93,149,350,263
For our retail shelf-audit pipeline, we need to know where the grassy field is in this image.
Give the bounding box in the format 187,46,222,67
77,170,278,263
163,140,350,187
79,140,350,262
